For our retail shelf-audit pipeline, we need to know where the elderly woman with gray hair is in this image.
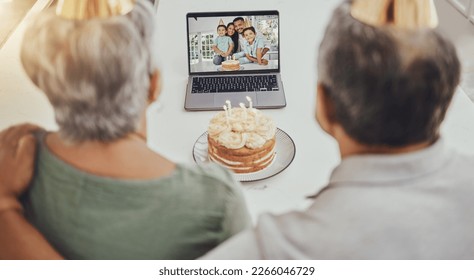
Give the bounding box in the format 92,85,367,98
17,0,251,259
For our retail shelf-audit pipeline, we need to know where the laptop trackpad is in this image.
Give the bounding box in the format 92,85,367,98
214,92,257,107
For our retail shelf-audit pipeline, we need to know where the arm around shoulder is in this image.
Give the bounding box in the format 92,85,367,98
0,210,63,260
0,124,63,259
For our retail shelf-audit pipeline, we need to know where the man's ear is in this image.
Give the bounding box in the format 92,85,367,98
316,83,337,135
148,70,161,103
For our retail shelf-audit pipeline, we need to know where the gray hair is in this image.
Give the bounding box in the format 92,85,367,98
21,0,159,143
318,1,460,146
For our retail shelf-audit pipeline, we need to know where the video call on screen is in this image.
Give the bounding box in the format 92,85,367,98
188,14,279,73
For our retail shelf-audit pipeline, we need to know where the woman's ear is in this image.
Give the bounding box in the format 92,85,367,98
316,83,337,135
148,70,161,103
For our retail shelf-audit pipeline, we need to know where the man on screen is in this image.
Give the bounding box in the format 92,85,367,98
232,16,270,57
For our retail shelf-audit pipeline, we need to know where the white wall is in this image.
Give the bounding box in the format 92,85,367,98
435,0,474,64
188,16,237,34
435,0,474,101
435,0,474,42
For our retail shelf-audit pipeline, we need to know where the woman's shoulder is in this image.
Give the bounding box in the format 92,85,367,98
176,163,240,191
33,132,242,203
174,163,249,224
174,163,245,198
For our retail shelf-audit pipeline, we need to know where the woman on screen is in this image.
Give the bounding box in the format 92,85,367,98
226,22,239,54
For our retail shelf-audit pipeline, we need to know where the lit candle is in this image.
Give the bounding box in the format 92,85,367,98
246,96,253,109
239,102,247,120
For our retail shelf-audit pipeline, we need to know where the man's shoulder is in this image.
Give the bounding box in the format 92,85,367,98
451,150,474,166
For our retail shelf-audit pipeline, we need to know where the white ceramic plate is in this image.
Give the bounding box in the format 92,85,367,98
192,128,296,182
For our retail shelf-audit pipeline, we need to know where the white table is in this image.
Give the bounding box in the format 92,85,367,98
1,0,474,222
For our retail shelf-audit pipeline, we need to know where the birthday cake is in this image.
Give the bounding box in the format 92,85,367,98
207,100,276,173
221,60,240,71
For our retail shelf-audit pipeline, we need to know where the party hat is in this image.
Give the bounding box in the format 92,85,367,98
56,0,136,20
244,17,252,28
351,0,438,29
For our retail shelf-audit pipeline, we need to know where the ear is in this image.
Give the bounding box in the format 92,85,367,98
316,82,337,135
148,69,161,104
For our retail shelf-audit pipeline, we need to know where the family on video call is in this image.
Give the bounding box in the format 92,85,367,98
212,17,270,66
188,14,278,72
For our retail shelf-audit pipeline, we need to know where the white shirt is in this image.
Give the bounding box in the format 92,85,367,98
238,33,270,53
203,139,474,259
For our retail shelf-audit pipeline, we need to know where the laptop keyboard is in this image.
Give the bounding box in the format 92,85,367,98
191,75,279,93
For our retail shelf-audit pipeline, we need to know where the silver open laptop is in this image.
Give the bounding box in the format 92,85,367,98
184,11,286,111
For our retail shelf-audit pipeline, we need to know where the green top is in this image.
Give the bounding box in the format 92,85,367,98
22,134,251,260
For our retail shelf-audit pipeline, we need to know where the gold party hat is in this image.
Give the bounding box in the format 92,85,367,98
56,0,136,20
351,0,438,29
244,17,252,28
218,18,225,25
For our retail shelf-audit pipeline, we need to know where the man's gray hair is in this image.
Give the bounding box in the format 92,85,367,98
21,0,158,142
318,1,460,146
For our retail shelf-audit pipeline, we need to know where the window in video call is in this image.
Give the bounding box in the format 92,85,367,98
187,13,279,74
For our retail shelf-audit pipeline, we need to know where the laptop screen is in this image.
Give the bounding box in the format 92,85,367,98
186,11,280,75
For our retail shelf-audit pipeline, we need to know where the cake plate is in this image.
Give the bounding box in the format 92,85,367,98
192,128,296,182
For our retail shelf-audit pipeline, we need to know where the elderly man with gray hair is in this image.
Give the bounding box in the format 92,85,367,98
202,0,474,259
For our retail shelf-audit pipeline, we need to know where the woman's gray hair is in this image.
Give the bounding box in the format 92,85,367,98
318,1,460,146
21,0,159,143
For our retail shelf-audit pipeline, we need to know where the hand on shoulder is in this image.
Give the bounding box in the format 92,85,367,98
0,123,43,214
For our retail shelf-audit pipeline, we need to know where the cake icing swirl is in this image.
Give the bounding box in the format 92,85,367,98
208,107,276,149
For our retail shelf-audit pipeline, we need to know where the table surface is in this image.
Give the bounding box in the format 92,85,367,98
1,0,474,222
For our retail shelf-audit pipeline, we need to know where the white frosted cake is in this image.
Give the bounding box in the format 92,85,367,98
221,60,240,71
